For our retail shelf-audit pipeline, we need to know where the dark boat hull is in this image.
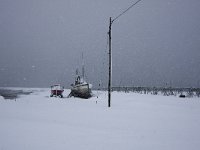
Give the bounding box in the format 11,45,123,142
70,83,91,99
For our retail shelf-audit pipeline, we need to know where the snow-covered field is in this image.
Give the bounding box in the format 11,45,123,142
0,88,200,150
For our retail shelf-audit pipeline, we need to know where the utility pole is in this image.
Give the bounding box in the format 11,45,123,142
108,17,112,107
107,0,142,108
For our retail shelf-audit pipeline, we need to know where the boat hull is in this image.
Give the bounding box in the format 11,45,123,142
70,83,91,99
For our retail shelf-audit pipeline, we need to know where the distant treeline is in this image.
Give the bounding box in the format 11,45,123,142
98,86,200,98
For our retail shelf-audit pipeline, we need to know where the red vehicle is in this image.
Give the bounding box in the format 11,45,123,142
50,85,64,98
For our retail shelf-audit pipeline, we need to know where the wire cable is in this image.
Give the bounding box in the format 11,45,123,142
112,0,142,22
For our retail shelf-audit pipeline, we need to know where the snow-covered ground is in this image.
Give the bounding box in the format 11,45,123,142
0,88,200,150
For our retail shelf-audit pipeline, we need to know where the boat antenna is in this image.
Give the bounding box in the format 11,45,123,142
76,68,79,76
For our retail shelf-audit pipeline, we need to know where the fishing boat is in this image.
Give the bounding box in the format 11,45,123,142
68,54,92,99
69,75,92,99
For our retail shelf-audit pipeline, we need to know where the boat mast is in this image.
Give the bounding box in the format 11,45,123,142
81,52,85,80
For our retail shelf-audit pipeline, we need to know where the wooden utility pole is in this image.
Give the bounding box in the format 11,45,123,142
107,0,142,108
108,17,112,107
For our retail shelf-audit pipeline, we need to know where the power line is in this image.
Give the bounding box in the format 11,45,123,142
112,0,142,22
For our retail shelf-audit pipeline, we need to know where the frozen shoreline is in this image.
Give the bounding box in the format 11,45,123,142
0,88,33,99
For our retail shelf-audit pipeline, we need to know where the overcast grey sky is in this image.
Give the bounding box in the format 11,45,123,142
0,0,200,88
